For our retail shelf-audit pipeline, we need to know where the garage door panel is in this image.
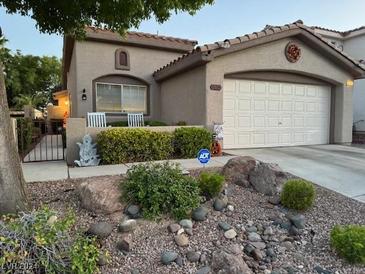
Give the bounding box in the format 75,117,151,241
223,79,331,149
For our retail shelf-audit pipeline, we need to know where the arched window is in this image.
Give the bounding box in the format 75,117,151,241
115,48,130,70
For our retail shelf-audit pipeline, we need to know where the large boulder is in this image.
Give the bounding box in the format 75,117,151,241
211,245,253,274
222,156,257,187
78,176,123,214
249,162,290,196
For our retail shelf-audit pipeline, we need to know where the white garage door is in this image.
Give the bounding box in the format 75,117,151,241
223,79,331,149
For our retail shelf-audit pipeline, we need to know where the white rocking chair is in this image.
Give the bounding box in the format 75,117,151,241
87,112,107,128
128,113,144,127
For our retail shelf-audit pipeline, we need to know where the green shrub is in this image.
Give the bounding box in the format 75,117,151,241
281,179,316,210
107,120,167,127
176,121,187,126
97,128,174,164
0,207,100,274
174,127,212,158
330,225,365,264
198,172,225,198
16,117,35,153
122,162,201,219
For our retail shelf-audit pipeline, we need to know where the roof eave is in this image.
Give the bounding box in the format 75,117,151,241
153,53,212,82
62,36,75,89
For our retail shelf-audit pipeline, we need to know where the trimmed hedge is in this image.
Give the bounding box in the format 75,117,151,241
97,128,174,164
281,179,316,210
330,224,365,264
174,127,212,158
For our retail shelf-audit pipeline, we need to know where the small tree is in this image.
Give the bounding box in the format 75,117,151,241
0,0,214,214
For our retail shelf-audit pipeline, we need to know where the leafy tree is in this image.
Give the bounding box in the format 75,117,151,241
2,48,61,109
0,0,214,214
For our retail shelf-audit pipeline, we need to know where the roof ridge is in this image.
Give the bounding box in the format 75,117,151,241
311,25,365,36
154,20,365,77
85,26,198,45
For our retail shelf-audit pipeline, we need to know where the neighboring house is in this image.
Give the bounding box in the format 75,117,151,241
312,26,365,133
62,20,365,149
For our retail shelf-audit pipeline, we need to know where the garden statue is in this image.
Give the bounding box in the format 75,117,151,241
74,134,100,167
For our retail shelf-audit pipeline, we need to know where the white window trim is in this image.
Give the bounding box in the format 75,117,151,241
95,82,147,114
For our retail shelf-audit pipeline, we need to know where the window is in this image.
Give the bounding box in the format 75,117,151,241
115,48,130,70
96,83,147,113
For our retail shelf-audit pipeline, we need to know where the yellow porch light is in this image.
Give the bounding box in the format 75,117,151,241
346,80,354,87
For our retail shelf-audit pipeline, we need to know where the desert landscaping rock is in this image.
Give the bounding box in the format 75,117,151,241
78,177,123,214
118,219,137,233
249,162,288,195
248,232,261,242
264,226,274,235
212,248,253,274
251,241,266,249
175,256,183,266
161,251,178,265
186,251,201,262
179,219,193,229
213,195,228,211
196,266,211,274
168,223,181,233
27,169,365,274
116,237,133,252
222,156,257,187
175,234,189,247
227,204,234,211
268,195,281,205
288,214,306,229
218,221,231,231
126,204,140,218
224,228,237,239
251,248,263,261
281,241,294,250
314,265,333,274
87,222,113,239
97,253,109,266
192,207,208,221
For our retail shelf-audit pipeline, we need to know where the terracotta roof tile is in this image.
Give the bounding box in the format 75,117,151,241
85,26,198,47
153,20,365,76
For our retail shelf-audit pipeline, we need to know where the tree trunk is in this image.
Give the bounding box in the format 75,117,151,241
0,61,29,214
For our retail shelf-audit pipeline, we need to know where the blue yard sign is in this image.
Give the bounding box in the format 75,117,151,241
197,149,211,165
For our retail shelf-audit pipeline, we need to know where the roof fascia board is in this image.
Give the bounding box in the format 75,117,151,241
154,53,212,81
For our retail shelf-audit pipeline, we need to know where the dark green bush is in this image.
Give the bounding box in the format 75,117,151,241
330,225,365,264
97,128,174,164
16,117,35,153
281,179,316,210
176,121,187,126
122,162,201,219
198,172,225,198
0,207,100,274
107,120,167,127
174,127,212,158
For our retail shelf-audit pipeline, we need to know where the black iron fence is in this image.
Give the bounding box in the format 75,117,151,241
17,118,65,162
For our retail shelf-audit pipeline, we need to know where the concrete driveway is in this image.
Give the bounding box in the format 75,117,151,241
225,145,365,203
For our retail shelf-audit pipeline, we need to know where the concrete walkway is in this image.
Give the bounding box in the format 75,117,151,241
226,145,365,203
22,156,236,182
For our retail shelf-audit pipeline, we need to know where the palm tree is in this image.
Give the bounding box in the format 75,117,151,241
13,93,47,110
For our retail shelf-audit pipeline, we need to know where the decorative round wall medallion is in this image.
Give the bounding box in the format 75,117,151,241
285,42,301,63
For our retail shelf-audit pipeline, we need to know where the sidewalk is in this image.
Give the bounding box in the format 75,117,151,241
22,156,236,182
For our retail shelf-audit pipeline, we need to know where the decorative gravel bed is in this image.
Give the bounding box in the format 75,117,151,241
27,169,365,274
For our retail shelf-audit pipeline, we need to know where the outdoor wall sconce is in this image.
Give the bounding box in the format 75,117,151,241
81,89,87,100
346,80,354,87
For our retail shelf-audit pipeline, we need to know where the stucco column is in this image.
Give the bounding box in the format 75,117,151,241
333,84,353,144
66,118,87,165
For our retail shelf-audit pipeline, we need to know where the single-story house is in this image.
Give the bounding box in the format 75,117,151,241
62,20,365,149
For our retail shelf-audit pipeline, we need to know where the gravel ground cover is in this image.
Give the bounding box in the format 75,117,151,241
27,168,365,274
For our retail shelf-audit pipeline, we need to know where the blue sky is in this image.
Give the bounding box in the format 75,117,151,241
1,0,364,58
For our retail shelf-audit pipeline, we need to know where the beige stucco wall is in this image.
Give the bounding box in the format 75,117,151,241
160,66,207,125
343,35,365,131
67,46,77,117
204,37,354,143
69,40,184,121
66,118,203,165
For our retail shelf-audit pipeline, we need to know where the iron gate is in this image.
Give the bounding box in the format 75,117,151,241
17,119,65,162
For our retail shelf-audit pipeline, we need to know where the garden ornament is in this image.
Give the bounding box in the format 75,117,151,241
74,134,100,167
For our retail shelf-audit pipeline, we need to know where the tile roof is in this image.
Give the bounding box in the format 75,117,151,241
311,25,365,36
154,20,365,77
85,26,198,47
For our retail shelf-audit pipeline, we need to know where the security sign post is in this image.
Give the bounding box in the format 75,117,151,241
197,148,211,167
